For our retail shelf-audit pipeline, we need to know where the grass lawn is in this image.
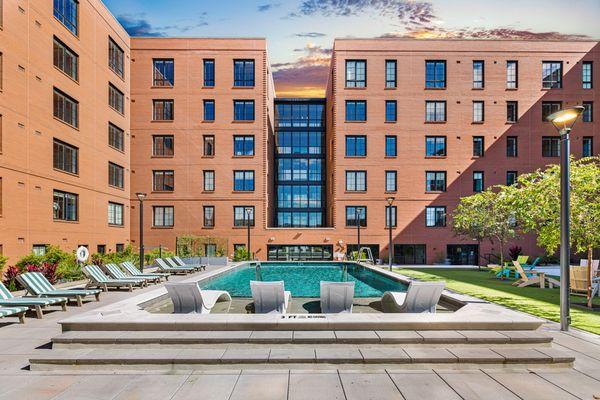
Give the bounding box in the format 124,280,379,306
395,267,600,335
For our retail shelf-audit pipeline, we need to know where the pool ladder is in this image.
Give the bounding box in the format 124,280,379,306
254,262,262,281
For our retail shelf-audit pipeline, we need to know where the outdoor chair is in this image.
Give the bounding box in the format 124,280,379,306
250,281,291,313
522,257,542,271
381,281,445,313
0,306,28,323
165,282,231,314
580,259,600,277
0,281,67,319
155,258,194,275
82,265,143,292
121,261,170,281
172,256,206,271
512,261,560,288
17,272,101,306
570,266,600,297
319,281,355,313
104,263,157,285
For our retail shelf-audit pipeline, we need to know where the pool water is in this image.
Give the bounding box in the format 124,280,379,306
199,262,406,298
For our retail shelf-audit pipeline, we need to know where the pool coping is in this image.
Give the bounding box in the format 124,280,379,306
57,262,544,332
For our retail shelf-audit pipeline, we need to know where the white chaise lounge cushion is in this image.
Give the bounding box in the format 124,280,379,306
381,281,445,313
250,281,291,314
165,282,231,314
320,281,355,313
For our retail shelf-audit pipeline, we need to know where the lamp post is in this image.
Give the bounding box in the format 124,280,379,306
246,207,252,261
135,192,147,272
355,208,362,260
387,197,395,271
547,106,584,332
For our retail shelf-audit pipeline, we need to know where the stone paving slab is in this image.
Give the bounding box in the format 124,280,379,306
484,370,580,400
288,372,346,400
447,348,506,363
221,348,271,363
491,348,551,363
338,372,405,400
269,348,316,363
359,348,410,363
417,330,467,343
250,330,294,343
389,371,462,399
375,330,423,343
436,370,520,400
403,348,458,363
315,348,364,363
334,330,380,343
293,330,336,343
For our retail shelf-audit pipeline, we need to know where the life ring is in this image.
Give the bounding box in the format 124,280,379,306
76,246,89,263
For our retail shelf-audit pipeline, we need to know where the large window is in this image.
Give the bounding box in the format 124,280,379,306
583,137,593,157
108,162,124,189
345,60,366,88
583,102,593,122
153,206,174,227
425,101,446,122
385,100,397,122
153,170,174,191
203,135,214,156
233,100,255,121
276,103,324,128
472,136,484,157
108,202,123,226
53,0,78,35
385,171,397,192
108,38,124,78
277,131,322,155
203,59,215,87
506,61,518,89
53,139,78,174
233,59,255,87
346,171,366,191
386,60,397,88
234,135,254,156
473,171,484,192
108,123,124,151
426,171,446,192
152,135,173,156
345,135,366,157
385,135,397,157
53,88,78,128
108,84,124,114
277,185,322,208
234,206,254,227
472,101,484,122
203,170,215,191
385,205,397,228
582,61,593,89
233,170,254,191
426,136,446,157
507,101,518,123
425,206,446,227
542,61,562,88
53,190,78,221
203,206,214,227
277,211,323,228
346,206,366,227
425,60,446,88
472,60,484,89
345,100,367,121
153,100,174,121
152,59,174,87
507,136,518,157
203,100,215,121
542,101,562,121
277,159,321,182
53,37,78,81
542,136,560,157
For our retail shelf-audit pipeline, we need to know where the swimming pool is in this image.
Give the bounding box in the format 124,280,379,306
199,262,407,298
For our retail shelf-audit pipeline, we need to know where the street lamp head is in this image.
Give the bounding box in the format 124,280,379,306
386,196,395,206
135,192,147,201
547,106,584,133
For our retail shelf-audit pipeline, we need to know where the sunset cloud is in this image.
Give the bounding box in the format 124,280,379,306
273,43,332,97
383,26,592,40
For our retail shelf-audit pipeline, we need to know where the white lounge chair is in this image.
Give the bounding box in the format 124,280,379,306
165,282,231,314
250,281,291,314
320,281,355,313
381,281,445,313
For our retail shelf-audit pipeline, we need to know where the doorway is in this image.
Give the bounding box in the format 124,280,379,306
446,244,479,265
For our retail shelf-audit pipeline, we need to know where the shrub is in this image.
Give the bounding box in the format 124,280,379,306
508,245,523,261
25,262,58,284
0,254,8,272
3,265,22,291
144,247,174,265
233,247,250,261
15,253,44,269
56,260,84,281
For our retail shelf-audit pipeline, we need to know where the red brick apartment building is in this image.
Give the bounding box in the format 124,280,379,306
0,0,598,264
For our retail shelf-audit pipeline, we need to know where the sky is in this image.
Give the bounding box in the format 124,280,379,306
103,0,600,98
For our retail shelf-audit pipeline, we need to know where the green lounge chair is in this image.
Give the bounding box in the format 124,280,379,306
171,256,206,271
82,265,144,292
121,261,170,281
103,263,154,285
17,272,101,307
0,282,67,319
164,257,199,271
0,306,28,323
155,258,194,275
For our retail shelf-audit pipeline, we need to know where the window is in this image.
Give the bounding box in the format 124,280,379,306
473,101,484,122
53,139,78,174
386,60,397,88
425,60,446,88
203,59,215,87
385,171,397,192
425,101,446,122
345,101,367,121
97,245,106,254
507,101,518,123
233,59,255,87
116,243,124,253
234,135,254,156
203,135,214,156
153,100,174,121
472,136,484,157
53,190,78,221
583,102,593,122
203,206,214,227
276,103,324,128
277,159,322,182
152,59,174,87
506,61,518,89
108,38,124,78
32,245,47,256
506,171,517,186
53,0,78,35
425,136,446,157
542,101,562,121
346,206,366,227
542,61,562,88
583,137,593,157
473,60,484,88
426,206,446,227
108,163,124,189
53,37,78,81
203,100,215,121
385,100,397,122
233,170,254,191
203,170,214,191
542,136,560,157
234,206,254,227
507,136,518,157
425,171,446,192
385,205,397,228
153,170,174,191
108,123,124,151
345,135,366,157
473,171,484,192
153,206,174,227
152,135,174,156
233,100,254,121
108,202,123,226
346,171,366,191
385,135,397,157
53,88,78,128
108,84,124,114
582,61,593,89
345,60,366,88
